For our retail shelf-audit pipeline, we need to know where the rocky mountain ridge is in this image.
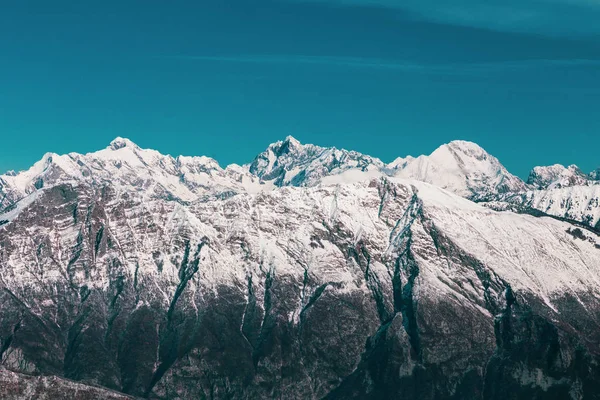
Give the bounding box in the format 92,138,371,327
3,136,598,229
1,137,600,399
527,164,599,190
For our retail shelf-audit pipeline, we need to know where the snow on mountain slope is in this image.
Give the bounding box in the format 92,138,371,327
499,184,600,229
1,135,385,216
2,136,599,233
388,140,529,200
412,180,600,302
527,164,598,190
2,172,600,398
0,137,261,215
2,138,600,398
6,167,595,303
248,136,531,202
248,136,384,187
4,135,599,234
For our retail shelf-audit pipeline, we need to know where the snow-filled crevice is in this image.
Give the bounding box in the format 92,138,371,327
298,282,330,336
145,239,205,397
388,192,421,317
252,266,275,368
240,273,257,352
166,240,204,323
378,189,423,359
397,248,421,362
350,243,389,324
105,275,126,343
66,230,85,290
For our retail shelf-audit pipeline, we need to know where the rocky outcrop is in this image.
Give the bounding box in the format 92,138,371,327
0,368,135,399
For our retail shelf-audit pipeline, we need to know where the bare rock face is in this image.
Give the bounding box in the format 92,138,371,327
0,368,135,399
1,138,600,399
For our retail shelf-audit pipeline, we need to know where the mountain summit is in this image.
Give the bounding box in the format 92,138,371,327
249,135,383,186
2,137,599,227
527,164,598,190
389,140,529,200
1,137,600,398
109,136,140,150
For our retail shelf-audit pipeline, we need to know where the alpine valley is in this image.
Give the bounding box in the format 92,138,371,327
1,137,599,399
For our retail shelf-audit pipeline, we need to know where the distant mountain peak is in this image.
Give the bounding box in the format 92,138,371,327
267,135,305,158
2,136,599,229
283,135,301,147
441,140,495,164
109,137,139,150
446,139,485,151
249,137,528,198
391,140,528,200
527,163,596,190
249,137,383,187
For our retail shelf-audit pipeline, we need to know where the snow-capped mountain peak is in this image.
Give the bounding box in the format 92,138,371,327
386,155,415,170
390,140,528,200
263,135,305,160
0,151,64,207
0,138,256,215
282,134,302,149
527,163,598,190
3,136,600,398
248,136,384,187
2,137,599,232
445,139,486,153
109,136,140,150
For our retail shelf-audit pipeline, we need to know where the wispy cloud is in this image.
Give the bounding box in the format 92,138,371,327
164,54,600,74
285,0,600,35
166,55,440,70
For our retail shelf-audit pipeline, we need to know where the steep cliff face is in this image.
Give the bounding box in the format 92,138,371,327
1,138,600,399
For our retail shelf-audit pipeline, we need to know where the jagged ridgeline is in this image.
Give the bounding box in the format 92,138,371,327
1,137,600,399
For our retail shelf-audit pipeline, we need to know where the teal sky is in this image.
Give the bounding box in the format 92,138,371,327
1,1,599,178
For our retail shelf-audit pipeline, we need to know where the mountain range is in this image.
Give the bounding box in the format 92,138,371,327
1,137,599,399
